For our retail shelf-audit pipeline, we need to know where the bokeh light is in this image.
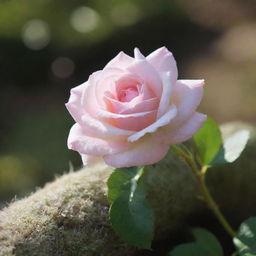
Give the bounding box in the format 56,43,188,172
51,57,75,79
70,6,100,33
184,0,252,31
22,19,50,50
216,24,256,62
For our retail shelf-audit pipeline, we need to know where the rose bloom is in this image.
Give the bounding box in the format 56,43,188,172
66,47,206,168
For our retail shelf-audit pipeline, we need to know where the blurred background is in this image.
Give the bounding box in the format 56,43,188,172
0,0,256,206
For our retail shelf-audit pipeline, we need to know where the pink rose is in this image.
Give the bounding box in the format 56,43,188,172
66,47,206,168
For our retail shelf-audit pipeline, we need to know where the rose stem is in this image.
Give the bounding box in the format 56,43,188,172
171,145,236,238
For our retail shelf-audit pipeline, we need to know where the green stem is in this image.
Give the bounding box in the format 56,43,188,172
171,145,236,238
197,169,236,237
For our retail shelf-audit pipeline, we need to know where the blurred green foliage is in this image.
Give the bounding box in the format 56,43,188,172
0,108,80,203
0,0,183,45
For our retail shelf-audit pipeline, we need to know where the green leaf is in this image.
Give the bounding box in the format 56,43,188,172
169,228,224,256
107,166,140,203
107,166,154,249
211,130,250,166
193,117,222,165
234,217,256,256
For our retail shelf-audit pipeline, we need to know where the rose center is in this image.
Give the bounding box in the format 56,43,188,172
118,86,139,102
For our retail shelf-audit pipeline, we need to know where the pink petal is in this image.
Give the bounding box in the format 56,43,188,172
146,46,178,84
97,109,155,119
126,59,163,98
68,124,129,156
134,48,145,59
103,135,170,168
81,113,134,137
65,83,86,123
164,112,207,144
171,79,204,127
157,72,173,119
97,109,157,131
94,68,124,104
104,94,159,115
138,83,156,100
104,51,134,70
128,104,177,142
121,97,159,114
84,69,123,114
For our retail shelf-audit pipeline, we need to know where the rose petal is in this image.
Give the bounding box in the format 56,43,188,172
68,124,129,156
104,94,159,114
134,48,145,59
94,68,124,104
84,69,123,113
104,51,134,70
80,70,115,117
66,82,89,124
157,72,173,119
121,97,159,114
126,59,163,98
171,79,204,127
146,46,178,84
143,84,156,100
81,114,134,137
103,135,169,168
128,104,177,142
97,109,157,131
164,112,207,144
97,109,155,119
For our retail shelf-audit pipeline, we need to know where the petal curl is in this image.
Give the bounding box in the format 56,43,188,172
83,70,122,114
103,135,169,168
94,68,124,105
104,94,159,114
81,114,134,137
104,51,134,70
126,59,163,98
146,47,178,84
97,109,157,131
164,112,207,144
68,124,129,156
65,83,85,123
134,48,145,59
157,72,173,119
128,105,177,142
97,109,155,119
171,79,204,127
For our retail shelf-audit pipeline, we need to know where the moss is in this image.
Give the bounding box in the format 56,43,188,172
0,122,255,255
0,164,137,256
144,150,201,239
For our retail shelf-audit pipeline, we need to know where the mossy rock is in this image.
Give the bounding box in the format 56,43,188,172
0,164,136,256
0,122,255,256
